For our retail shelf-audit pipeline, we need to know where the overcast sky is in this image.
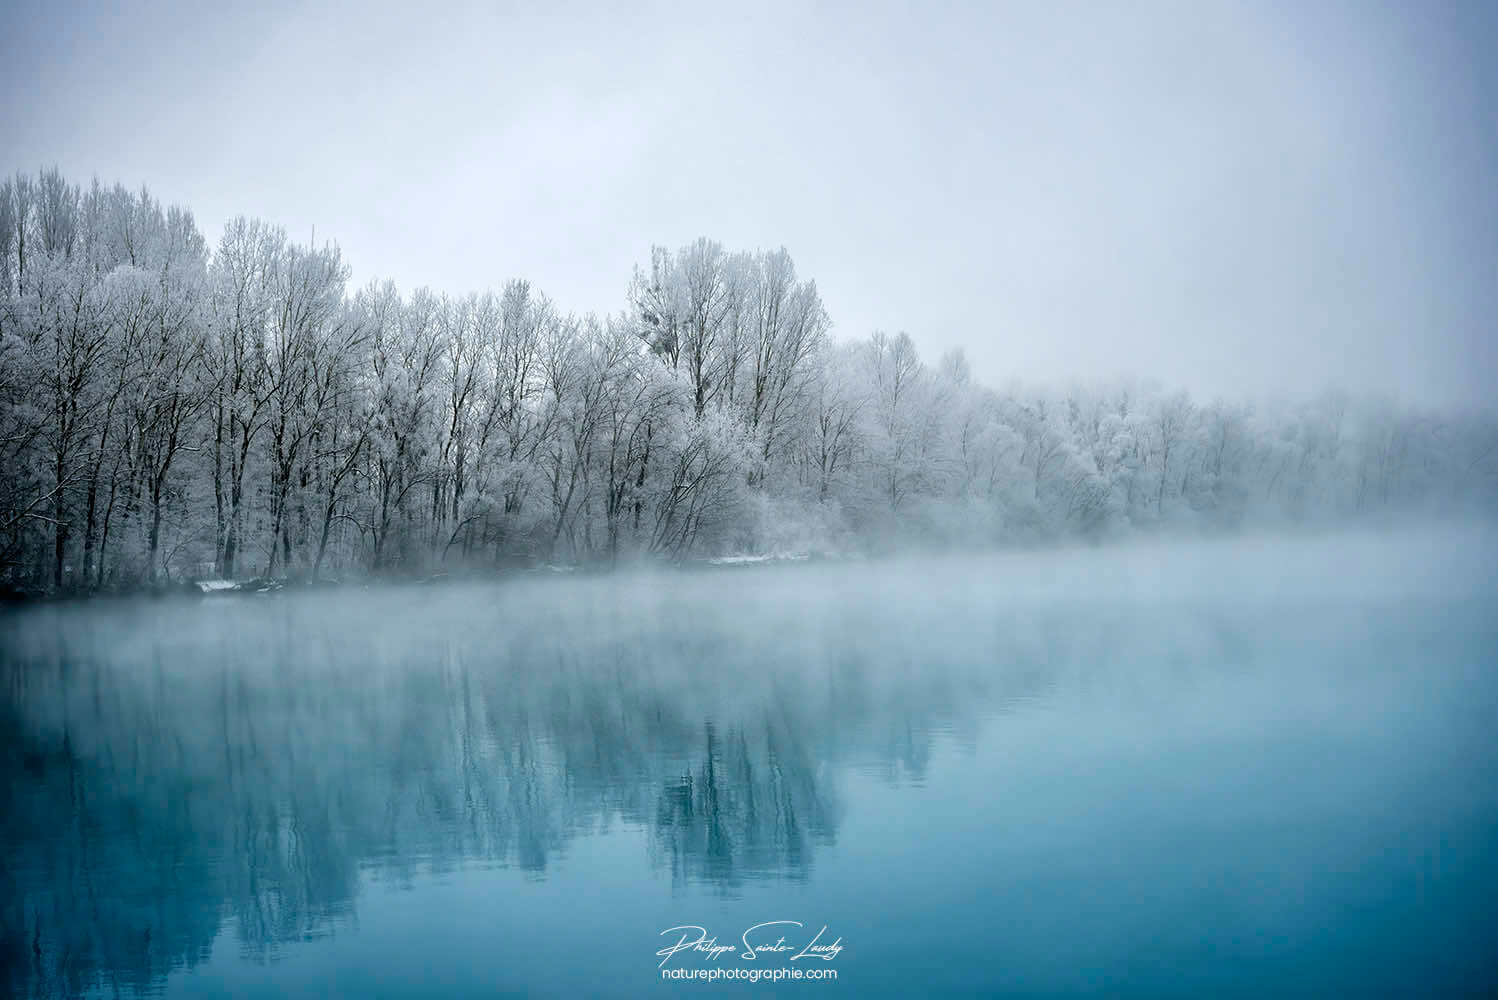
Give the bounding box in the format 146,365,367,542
3,0,1494,408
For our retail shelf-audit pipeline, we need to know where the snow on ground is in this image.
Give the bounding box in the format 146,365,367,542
705,553,811,565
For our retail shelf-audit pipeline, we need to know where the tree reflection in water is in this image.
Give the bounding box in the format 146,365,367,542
0,567,1060,997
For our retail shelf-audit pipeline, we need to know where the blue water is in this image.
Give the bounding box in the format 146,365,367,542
3,529,1496,997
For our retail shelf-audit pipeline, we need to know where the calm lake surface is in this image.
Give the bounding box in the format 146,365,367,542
3,528,1497,997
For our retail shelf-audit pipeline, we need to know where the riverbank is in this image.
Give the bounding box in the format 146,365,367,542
0,551,847,608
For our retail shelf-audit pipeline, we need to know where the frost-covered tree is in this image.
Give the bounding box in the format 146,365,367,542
0,167,1493,592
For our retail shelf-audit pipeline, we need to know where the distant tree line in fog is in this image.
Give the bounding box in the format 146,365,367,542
1,168,1495,592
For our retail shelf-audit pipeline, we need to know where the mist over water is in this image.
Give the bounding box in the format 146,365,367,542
3,526,1497,997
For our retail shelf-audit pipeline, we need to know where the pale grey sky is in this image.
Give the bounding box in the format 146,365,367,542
4,0,1494,407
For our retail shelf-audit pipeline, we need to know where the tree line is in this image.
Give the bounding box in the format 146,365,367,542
1,168,1494,592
